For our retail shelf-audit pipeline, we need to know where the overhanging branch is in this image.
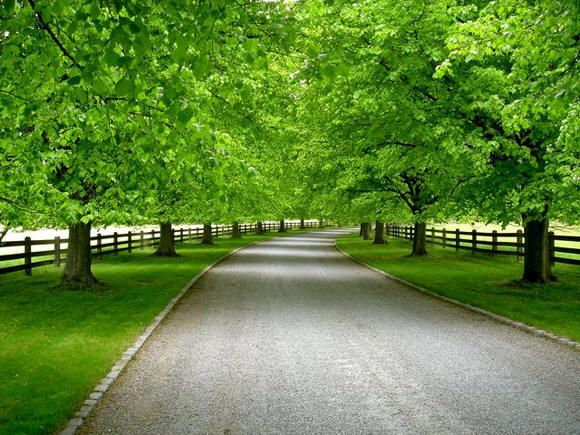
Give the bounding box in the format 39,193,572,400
28,0,81,69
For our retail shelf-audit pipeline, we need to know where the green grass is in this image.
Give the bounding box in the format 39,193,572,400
0,232,285,435
338,232,580,342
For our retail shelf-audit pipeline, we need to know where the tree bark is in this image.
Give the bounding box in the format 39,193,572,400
411,222,428,256
232,221,241,239
300,218,305,229
523,218,552,282
359,223,364,236
256,221,264,235
62,221,98,288
362,222,371,240
318,219,324,228
0,227,8,243
278,219,286,232
373,220,386,244
153,222,178,256
201,223,213,245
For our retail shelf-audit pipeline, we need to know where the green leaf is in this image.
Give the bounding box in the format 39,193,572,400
190,55,210,79
68,75,81,86
177,108,194,125
114,77,135,96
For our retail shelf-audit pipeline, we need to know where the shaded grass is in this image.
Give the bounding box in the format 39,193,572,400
338,233,580,342
0,232,284,435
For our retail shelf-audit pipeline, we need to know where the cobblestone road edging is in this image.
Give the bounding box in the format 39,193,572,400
335,242,580,352
59,241,263,435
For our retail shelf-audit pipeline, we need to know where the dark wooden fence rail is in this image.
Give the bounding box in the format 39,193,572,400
0,220,318,276
386,224,580,266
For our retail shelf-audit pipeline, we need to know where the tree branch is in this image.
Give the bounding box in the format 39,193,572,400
0,89,32,102
27,0,81,69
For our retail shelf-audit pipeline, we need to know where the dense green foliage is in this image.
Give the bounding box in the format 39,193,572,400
0,0,578,281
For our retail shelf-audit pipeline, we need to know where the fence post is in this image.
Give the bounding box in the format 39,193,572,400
455,229,460,251
471,229,477,255
54,236,61,266
24,236,32,276
180,227,184,242
442,228,446,248
431,227,435,244
492,230,497,256
97,233,103,259
151,230,156,247
127,231,132,254
549,231,555,267
140,231,145,249
516,230,523,262
188,228,192,240
171,228,175,245
113,232,119,255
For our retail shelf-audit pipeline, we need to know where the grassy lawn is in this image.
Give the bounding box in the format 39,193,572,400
338,232,580,342
0,232,285,435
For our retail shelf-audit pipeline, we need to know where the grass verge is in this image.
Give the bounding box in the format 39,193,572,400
337,232,580,342
0,232,287,435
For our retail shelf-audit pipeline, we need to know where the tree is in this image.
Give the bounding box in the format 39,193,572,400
0,0,298,287
438,0,580,281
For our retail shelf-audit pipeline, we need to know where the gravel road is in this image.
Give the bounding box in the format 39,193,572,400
81,230,580,435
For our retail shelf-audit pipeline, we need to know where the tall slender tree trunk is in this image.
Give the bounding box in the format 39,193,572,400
153,222,178,256
201,223,213,245
278,219,286,232
523,218,552,282
318,219,324,228
300,218,305,229
373,220,386,244
62,221,97,288
232,222,241,239
362,222,371,240
359,223,364,237
411,222,427,256
256,221,264,235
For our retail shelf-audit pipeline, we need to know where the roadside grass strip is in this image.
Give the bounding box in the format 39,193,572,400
337,233,580,343
0,234,276,435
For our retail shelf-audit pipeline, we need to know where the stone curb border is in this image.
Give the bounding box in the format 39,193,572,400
60,237,275,435
334,241,580,352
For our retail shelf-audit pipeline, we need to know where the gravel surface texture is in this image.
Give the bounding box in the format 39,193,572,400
81,230,580,435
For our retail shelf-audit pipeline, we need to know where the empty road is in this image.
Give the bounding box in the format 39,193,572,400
82,230,580,434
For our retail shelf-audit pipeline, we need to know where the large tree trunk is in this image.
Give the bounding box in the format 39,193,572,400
278,219,286,232
232,222,241,239
300,218,305,229
153,222,178,256
201,223,213,245
373,220,386,244
362,222,371,240
62,221,98,288
411,222,428,256
523,218,552,282
256,221,264,235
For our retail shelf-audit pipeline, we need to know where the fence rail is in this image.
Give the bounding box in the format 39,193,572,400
0,220,318,276
386,224,580,266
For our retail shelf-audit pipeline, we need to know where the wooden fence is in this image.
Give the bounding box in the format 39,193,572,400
386,224,580,266
0,220,318,276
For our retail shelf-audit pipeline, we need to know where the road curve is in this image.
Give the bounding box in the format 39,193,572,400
81,230,580,434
